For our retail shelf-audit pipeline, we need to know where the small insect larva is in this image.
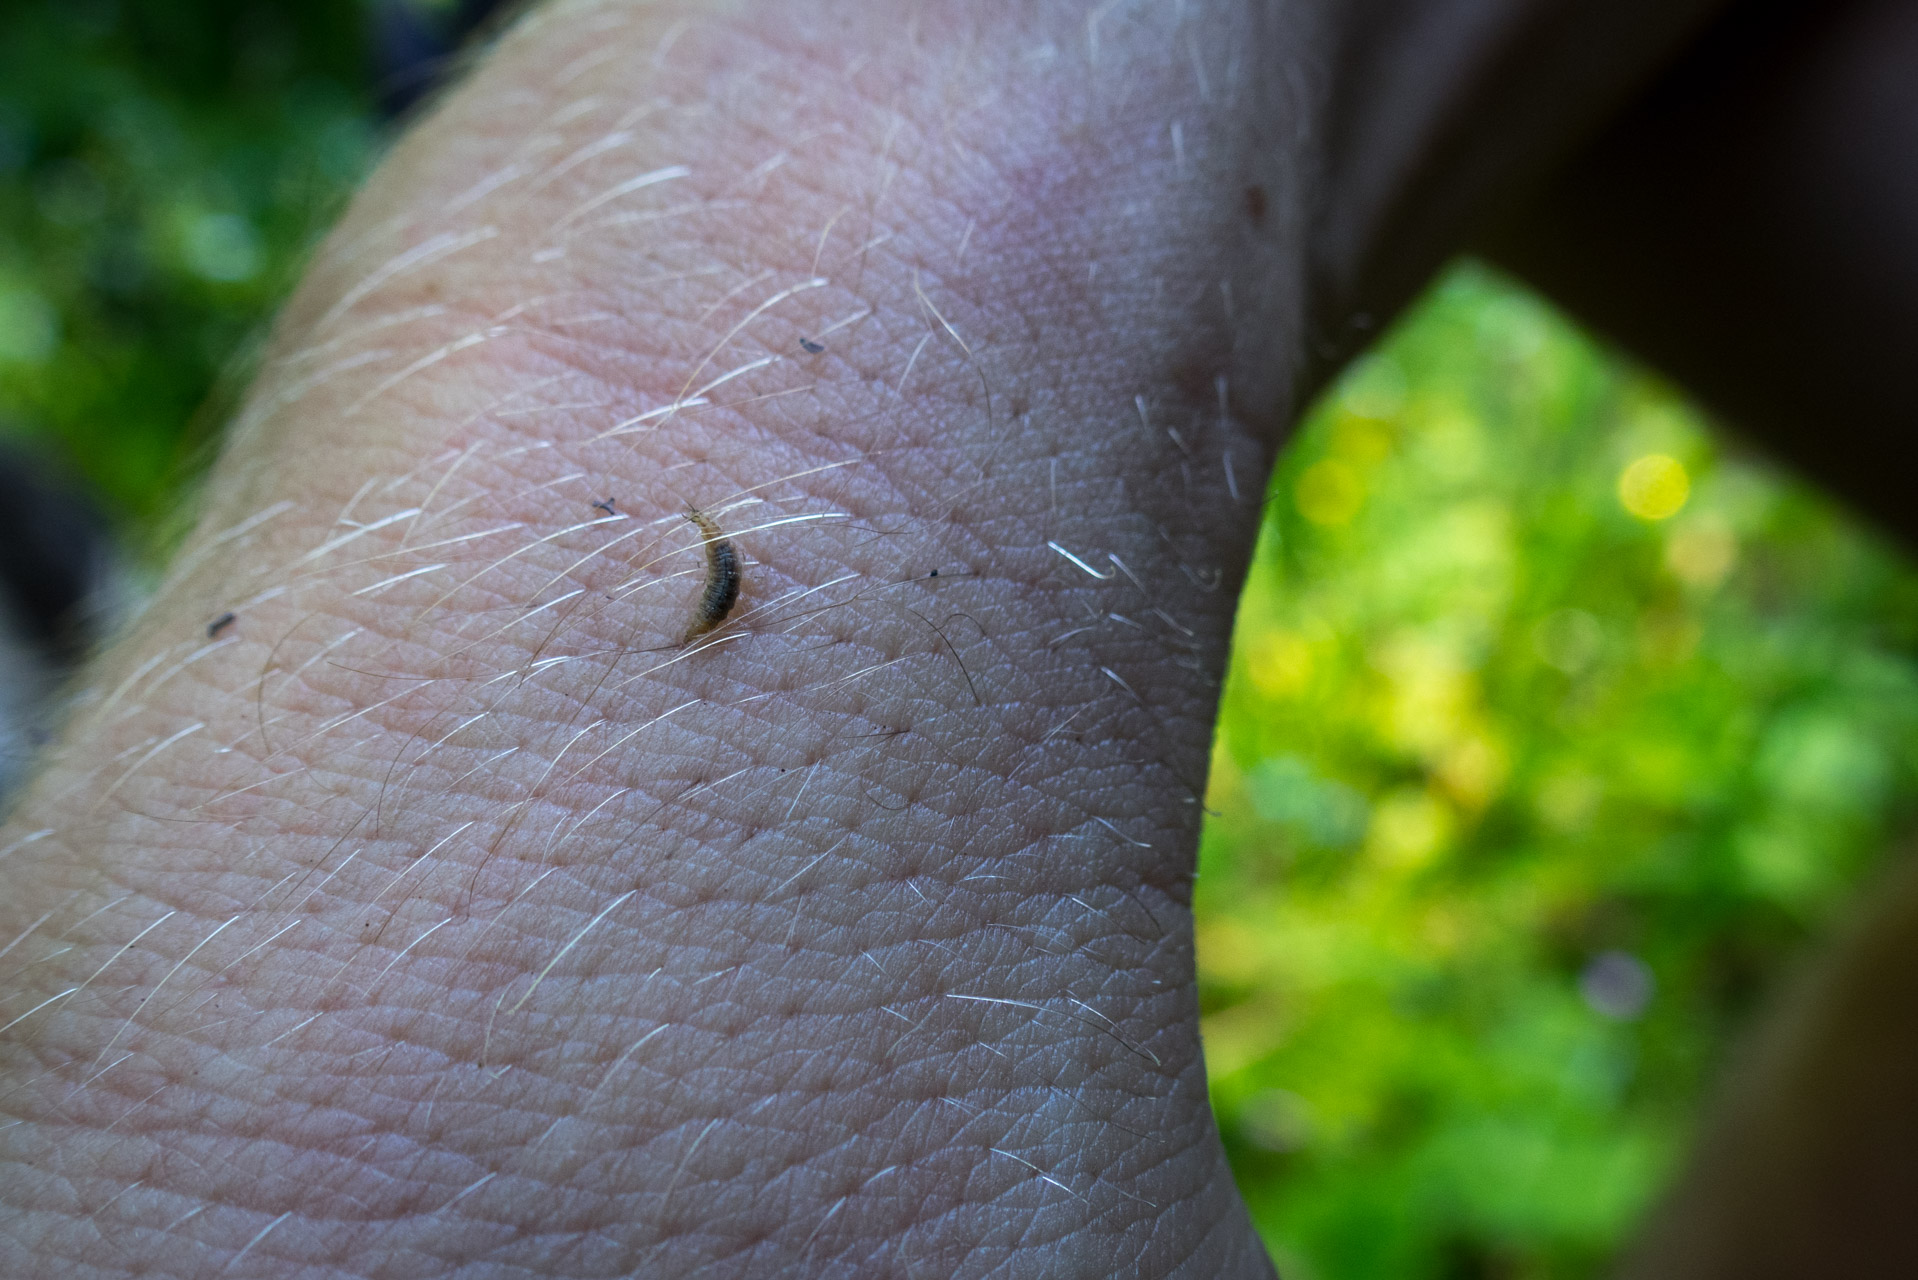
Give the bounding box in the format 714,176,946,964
682,507,740,644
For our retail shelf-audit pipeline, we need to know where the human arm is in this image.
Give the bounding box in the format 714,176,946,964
0,2,1718,1275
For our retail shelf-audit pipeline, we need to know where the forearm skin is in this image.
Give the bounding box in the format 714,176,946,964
0,0,1737,1275
0,4,1292,1275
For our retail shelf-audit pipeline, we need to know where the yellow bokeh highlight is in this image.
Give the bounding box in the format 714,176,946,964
1296,459,1365,526
1618,453,1690,520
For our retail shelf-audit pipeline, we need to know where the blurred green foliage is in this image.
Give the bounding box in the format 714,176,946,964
1202,269,1918,1277
5,6,1918,1277
0,0,374,542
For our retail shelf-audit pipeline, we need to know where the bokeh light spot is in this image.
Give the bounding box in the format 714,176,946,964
1618,453,1690,520
1532,608,1605,674
1666,516,1738,586
182,212,263,283
1580,951,1655,1021
0,286,58,364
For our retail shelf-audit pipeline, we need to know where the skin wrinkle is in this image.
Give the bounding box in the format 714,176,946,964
0,0,1582,1275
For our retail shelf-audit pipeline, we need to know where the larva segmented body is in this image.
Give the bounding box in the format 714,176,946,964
683,508,740,643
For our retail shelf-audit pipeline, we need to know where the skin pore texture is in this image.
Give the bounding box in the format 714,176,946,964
0,1,1726,1276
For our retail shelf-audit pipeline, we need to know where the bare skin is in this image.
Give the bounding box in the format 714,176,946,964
0,1,1723,1276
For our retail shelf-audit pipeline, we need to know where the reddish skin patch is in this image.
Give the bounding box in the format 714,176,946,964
1244,185,1267,226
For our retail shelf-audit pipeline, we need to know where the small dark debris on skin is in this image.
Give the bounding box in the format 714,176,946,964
799,338,825,354
207,611,237,639
928,569,939,578
592,498,617,516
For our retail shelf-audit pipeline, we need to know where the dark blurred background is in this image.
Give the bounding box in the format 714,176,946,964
0,2,1915,1277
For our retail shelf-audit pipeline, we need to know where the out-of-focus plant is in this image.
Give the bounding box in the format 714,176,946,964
1201,266,1918,1278
0,0,374,548
8,8,1918,1278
